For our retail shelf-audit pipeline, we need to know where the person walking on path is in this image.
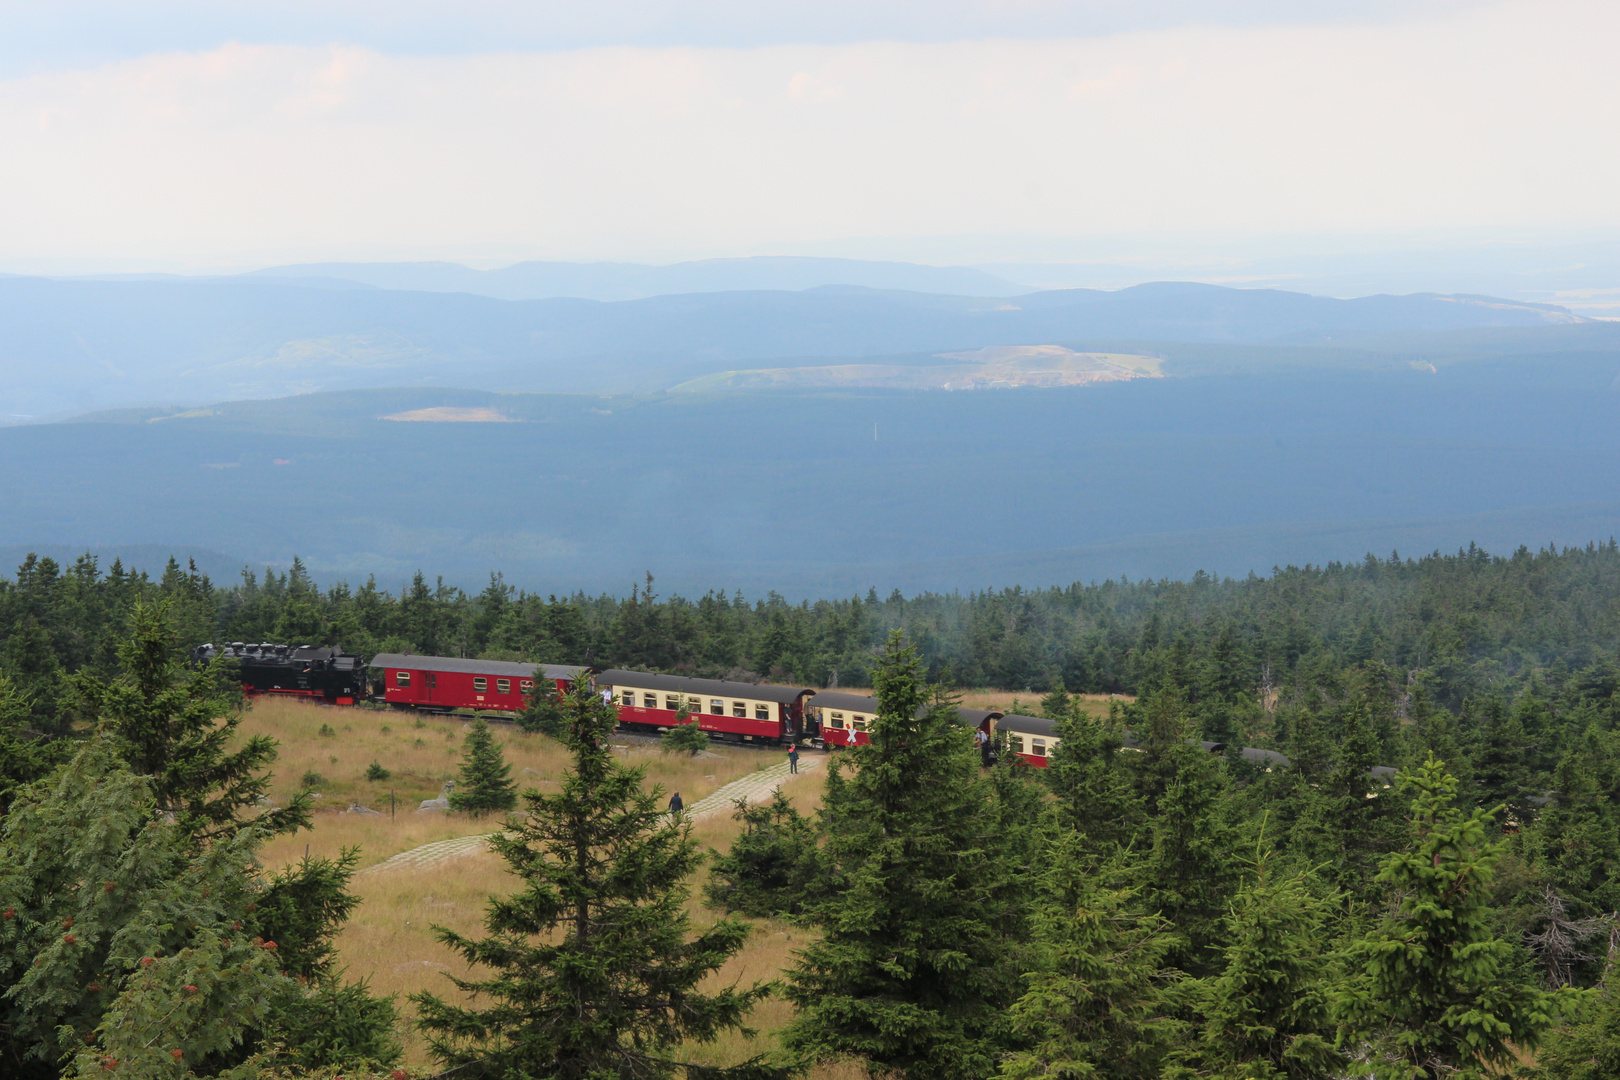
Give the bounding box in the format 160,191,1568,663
787,743,799,774
668,790,683,815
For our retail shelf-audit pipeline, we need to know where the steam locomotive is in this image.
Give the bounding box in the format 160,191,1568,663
191,642,369,704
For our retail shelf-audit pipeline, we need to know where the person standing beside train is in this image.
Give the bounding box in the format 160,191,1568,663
787,743,799,774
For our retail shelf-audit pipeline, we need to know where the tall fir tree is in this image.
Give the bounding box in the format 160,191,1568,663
1335,755,1564,1079
784,630,1022,1080
0,737,311,1079
1529,724,1620,916
1,608,398,1079
1174,852,1343,1080
1042,699,1137,850
998,841,1178,1080
1127,687,1241,977
0,675,73,818
1291,693,1407,900
448,718,518,816
1531,986,1620,1080
705,789,826,919
81,598,310,842
414,677,778,1080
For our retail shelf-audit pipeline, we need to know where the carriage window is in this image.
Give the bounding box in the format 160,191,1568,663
621,691,635,706
1007,734,1025,754
473,677,487,692
396,671,410,687
852,715,869,732
828,711,845,729
755,704,770,721
710,699,724,715
1031,739,1047,757
497,679,510,694
666,695,680,711
521,679,534,691
643,693,657,709
732,701,747,718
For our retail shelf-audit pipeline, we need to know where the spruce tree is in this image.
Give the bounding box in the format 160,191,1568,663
517,670,568,737
1040,679,1074,721
448,718,518,816
999,841,1178,1080
1043,698,1137,847
413,677,778,1080
82,598,310,842
1292,693,1407,900
705,789,826,918
784,630,1021,1080
1532,724,1620,916
0,675,72,819
1,611,398,1079
1127,687,1241,977
1532,988,1620,1080
661,696,710,756
1335,754,1564,1079
1178,854,1343,1080
0,737,293,1079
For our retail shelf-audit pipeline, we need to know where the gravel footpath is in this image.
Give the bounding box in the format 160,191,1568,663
357,753,822,876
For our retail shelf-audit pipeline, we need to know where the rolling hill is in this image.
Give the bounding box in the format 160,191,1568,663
0,275,1588,419
5,341,1618,595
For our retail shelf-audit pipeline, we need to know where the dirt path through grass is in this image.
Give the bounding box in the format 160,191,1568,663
357,752,824,876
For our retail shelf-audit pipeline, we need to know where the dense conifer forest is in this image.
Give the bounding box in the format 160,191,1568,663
6,542,1620,1078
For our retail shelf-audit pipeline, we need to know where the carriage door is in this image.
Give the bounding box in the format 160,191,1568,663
425,671,436,703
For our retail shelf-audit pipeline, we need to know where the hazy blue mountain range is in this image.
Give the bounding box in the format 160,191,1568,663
0,274,1586,419
5,341,1618,596
238,244,1620,317
980,237,1620,317
242,255,1029,301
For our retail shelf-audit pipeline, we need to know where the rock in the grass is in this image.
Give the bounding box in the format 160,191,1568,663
417,779,454,813
346,804,383,816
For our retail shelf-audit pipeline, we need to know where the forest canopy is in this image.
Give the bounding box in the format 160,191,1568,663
4,543,1620,1077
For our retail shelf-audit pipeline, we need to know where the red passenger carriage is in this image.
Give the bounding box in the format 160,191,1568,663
369,653,586,713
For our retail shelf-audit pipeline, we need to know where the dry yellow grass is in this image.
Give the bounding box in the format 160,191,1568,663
313,750,832,1071
240,697,996,1077
243,697,777,869
235,697,846,1071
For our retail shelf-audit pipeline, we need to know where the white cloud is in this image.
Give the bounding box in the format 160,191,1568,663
0,0,1614,268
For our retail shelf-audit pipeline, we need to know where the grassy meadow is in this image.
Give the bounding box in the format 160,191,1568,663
247,697,778,868
241,698,841,1073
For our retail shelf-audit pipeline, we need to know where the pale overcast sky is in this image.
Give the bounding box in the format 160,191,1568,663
0,0,1614,271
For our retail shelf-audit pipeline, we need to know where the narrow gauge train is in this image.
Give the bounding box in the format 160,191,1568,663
813,690,1058,766
593,669,815,746
191,642,369,704
369,653,585,714
202,648,1341,775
